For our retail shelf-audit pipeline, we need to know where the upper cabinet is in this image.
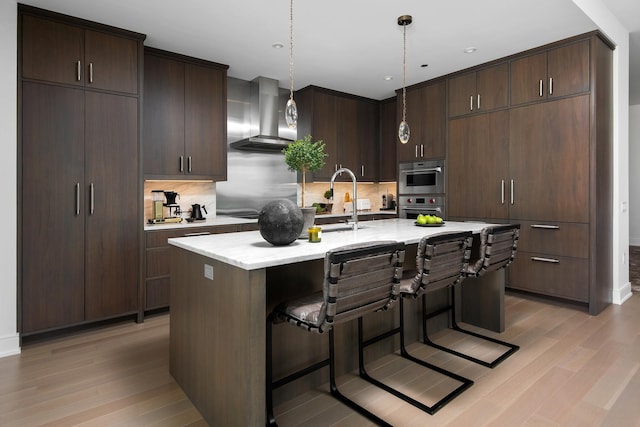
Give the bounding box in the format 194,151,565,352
397,79,446,163
510,39,590,106
448,62,509,117
378,97,398,182
22,14,140,94
296,86,380,182
143,48,228,180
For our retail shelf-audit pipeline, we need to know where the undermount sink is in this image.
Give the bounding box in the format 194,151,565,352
322,224,371,233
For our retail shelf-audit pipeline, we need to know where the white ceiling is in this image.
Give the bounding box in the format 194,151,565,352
19,0,640,104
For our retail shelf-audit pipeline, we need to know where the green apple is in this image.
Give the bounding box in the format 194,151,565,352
416,214,427,225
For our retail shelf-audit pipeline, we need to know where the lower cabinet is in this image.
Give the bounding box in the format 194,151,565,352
144,224,256,311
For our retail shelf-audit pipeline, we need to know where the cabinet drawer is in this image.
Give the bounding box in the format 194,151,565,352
146,247,170,277
516,221,588,259
146,224,241,248
507,251,588,302
146,277,170,310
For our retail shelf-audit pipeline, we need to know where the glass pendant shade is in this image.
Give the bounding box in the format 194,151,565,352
285,98,298,129
398,120,410,144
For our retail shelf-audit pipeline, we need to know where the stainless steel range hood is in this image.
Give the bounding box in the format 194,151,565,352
230,77,295,151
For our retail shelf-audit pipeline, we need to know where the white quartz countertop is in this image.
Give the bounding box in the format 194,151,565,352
168,218,492,271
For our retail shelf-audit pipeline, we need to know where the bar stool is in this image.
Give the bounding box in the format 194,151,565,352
266,241,405,427
421,224,521,368
358,231,475,415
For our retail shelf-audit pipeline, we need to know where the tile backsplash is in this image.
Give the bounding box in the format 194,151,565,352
143,180,396,222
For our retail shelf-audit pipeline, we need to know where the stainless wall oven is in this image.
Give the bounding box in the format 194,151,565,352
398,195,445,219
398,160,445,195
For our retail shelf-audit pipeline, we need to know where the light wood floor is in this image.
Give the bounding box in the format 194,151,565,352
1,291,639,426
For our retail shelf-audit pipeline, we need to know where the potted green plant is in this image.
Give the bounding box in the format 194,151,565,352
282,134,327,237
282,134,327,208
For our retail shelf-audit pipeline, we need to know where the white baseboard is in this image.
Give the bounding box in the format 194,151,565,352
613,281,633,305
0,333,20,358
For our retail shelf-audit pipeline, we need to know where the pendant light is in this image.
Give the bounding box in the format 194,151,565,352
285,0,298,129
398,15,412,144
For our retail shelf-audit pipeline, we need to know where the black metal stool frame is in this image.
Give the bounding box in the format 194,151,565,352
357,231,475,415
421,224,521,368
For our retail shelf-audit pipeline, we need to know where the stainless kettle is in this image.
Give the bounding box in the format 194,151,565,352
191,204,207,220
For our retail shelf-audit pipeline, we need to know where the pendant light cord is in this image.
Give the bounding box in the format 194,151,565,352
289,0,294,101
402,22,407,122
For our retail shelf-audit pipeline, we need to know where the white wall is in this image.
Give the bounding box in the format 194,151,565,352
573,0,631,304
629,105,640,245
0,1,19,357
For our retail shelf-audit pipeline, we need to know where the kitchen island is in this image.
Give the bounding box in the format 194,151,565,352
168,218,502,426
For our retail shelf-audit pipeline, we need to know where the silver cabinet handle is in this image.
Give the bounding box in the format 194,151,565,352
477,94,481,110
180,156,184,172
361,165,365,177
75,183,80,215
549,77,553,95
420,144,424,157
89,63,93,83
470,95,474,111
89,183,95,215
415,145,418,158
510,179,514,205
501,179,505,205
539,79,543,97
531,256,559,264
188,156,192,173
76,61,81,81
335,164,338,172
531,224,560,229
184,232,211,237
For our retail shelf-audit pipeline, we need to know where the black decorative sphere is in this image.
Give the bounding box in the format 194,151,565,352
258,199,304,246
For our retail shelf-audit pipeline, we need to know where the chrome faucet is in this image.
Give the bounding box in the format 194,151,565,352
330,167,359,230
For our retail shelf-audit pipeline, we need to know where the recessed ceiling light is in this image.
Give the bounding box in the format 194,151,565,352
272,42,284,49
383,75,393,81
420,64,429,68
464,47,477,54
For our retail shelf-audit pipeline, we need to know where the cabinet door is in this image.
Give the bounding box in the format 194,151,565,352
423,81,446,159
547,40,590,100
448,72,476,117
510,52,547,106
185,63,227,179
85,29,139,94
509,95,589,222
336,96,359,176
85,92,139,319
22,14,84,87
378,98,397,181
476,63,509,112
357,100,379,181
143,53,185,177
448,111,510,220
21,83,85,333
309,91,337,180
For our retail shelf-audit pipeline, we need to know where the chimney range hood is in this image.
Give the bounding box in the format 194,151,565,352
230,77,296,151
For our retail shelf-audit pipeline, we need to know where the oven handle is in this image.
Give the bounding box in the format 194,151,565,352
401,207,442,213
399,166,442,174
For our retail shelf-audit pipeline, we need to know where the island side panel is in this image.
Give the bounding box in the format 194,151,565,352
170,246,266,426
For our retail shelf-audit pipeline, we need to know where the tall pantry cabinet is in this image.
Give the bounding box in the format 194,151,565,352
19,6,145,334
446,32,613,315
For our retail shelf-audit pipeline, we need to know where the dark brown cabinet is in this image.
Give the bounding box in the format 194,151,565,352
510,39,590,106
22,13,139,94
143,48,228,180
296,86,380,181
378,97,398,182
397,80,446,162
19,6,143,335
448,62,509,117
446,32,612,315
447,110,510,221
144,224,247,310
